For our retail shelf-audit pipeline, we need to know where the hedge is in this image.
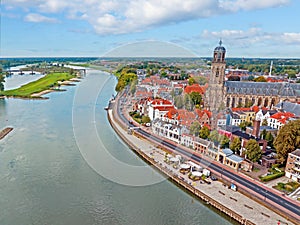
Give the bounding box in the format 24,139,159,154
260,171,285,182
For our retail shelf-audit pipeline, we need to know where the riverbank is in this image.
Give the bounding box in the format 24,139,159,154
0,127,13,140
107,94,296,225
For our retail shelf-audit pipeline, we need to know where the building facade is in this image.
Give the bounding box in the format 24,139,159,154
285,149,300,182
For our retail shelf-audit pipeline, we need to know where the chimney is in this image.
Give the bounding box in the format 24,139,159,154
252,120,261,138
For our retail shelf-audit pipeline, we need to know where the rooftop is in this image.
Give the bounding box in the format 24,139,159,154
290,149,300,157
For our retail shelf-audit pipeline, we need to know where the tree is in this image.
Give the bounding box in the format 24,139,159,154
239,121,252,131
260,129,267,139
141,115,151,124
248,75,254,81
230,137,241,154
209,130,219,143
274,119,300,163
254,76,267,82
190,121,201,136
189,92,202,106
245,139,262,162
219,135,230,149
199,126,210,139
265,132,274,148
188,77,196,85
129,78,137,94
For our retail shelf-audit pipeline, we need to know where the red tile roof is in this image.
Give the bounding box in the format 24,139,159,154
270,112,295,124
184,84,205,95
150,99,173,105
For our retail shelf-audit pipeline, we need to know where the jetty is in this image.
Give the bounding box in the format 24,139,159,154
0,127,13,140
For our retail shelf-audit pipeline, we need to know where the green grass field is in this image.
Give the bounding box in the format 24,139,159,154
0,72,75,98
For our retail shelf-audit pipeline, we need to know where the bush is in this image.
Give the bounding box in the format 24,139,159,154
260,171,285,182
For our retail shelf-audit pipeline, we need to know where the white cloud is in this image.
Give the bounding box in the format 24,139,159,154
220,0,289,11
201,28,300,47
2,0,291,34
25,13,59,23
281,33,300,44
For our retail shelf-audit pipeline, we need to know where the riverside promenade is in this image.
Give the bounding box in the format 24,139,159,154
107,98,296,225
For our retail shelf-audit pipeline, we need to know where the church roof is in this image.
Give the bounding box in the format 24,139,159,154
214,40,226,52
225,81,300,97
274,101,300,117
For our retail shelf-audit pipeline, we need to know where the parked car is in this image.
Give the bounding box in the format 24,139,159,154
211,176,218,181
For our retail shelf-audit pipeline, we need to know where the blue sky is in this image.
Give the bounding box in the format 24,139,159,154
1,0,300,58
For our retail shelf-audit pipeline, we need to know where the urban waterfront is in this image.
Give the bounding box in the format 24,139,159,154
0,70,235,225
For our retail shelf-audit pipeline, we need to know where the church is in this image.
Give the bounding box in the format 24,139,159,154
205,41,300,112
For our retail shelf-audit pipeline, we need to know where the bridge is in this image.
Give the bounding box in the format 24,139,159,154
4,68,86,76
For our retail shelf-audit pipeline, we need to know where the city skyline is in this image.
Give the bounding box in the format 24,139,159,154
1,0,300,58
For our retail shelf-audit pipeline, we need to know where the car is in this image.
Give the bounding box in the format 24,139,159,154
211,176,218,181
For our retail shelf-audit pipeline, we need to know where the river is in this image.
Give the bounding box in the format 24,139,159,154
0,69,235,225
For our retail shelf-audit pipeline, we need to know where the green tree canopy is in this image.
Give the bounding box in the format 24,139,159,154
254,76,267,82
199,126,210,139
219,135,230,149
230,137,241,154
245,139,262,162
188,77,196,85
265,132,274,148
190,121,201,136
189,91,202,106
141,115,151,124
239,121,252,131
115,71,137,92
274,119,300,163
209,130,219,143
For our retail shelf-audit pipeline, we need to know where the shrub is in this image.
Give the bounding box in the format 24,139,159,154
260,171,285,182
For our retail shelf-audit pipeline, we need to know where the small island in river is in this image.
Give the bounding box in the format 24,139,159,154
0,72,78,99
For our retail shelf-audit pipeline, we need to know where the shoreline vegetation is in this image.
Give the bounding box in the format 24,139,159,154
0,72,78,99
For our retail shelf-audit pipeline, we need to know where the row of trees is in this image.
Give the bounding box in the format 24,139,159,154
115,67,138,92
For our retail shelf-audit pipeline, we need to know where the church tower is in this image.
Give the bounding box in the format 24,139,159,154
205,40,226,113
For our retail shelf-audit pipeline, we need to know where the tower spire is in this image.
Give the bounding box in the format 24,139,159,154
219,39,222,46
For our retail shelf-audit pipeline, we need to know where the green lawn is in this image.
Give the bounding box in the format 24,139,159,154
273,182,300,193
0,72,75,98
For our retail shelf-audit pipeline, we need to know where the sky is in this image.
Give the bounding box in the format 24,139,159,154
1,0,300,58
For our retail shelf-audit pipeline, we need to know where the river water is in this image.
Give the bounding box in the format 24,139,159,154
0,70,235,225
